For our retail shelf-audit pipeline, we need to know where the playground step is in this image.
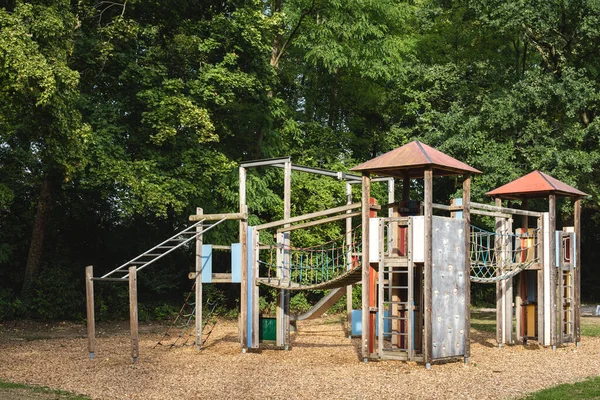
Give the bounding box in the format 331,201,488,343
383,257,408,267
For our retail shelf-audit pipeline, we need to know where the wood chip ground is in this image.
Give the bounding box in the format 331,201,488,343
1,316,599,400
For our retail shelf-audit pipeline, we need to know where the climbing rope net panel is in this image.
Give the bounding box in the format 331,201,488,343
258,226,362,289
470,225,540,283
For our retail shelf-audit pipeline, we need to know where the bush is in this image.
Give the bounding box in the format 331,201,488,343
29,267,84,320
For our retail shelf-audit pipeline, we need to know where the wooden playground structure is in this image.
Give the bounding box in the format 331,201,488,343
84,141,586,368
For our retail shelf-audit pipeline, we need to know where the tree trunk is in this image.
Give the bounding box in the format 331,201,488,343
21,175,54,299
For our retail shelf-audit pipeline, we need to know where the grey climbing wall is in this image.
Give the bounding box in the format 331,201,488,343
431,216,467,359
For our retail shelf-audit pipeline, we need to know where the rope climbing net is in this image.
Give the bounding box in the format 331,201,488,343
470,225,540,283
258,225,362,288
154,282,220,349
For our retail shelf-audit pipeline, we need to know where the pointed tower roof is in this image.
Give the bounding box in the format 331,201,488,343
350,140,481,178
487,170,587,199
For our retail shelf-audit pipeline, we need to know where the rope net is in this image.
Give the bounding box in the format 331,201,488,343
470,225,540,283
258,225,362,288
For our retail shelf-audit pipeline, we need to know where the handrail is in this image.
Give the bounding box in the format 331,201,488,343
254,202,361,231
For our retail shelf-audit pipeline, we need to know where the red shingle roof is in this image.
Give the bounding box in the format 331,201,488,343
350,140,481,178
487,170,587,199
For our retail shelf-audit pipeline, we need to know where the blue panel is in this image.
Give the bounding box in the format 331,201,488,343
454,198,463,220
231,243,242,283
350,310,390,336
247,227,254,349
201,245,212,283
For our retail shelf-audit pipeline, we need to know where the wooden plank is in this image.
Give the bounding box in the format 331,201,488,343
85,266,96,359
189,212,247,222
195,207,203,350
471,202,543,218
549,194,556,348
431,203,463,212
129,266,139,363
277,211,362,233
252,229,260,347
361,173,371,361
505,217,513,345
407,218,414,360
462,176,471,361
574,198,581,344
282,160,292,349
423,168,433,366
255,203,362,231
471,209,511,219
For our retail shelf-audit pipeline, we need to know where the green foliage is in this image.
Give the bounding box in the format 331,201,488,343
289,292,311,314
29,267,84,320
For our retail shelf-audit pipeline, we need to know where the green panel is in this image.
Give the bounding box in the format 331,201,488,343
259,316,277,342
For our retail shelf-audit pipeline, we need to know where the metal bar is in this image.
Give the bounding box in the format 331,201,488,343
122,218,228,278
239,157,291,168
102,219,206,278
91,277,129,282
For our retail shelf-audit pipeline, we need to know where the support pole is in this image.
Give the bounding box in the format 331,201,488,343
129,266,139,363
495,198,503,347
361,173,371,361
277,160,292,349
462,175,471,363
574,198,581,345
346,182,353,336
195,207,203,350
239,167,248,350
549,194,557,349
423,168,433,368
85,265,95,360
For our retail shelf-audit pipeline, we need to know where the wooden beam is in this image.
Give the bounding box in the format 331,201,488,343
189,212,247,222
471,202,543,218
574,198,581,345
277,211,362,233
462,175,471,362
129,266,139,363
495,198,503,346
470,209,511,219
549,194,556,348
431,203,463,212
423,168,433,367
361,173,371,361
255,203,362,231
239,166,248,350
85,265,95,360
195,207,203,351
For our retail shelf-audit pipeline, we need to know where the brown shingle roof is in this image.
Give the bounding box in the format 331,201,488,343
350,140,481,178
487,170,587,199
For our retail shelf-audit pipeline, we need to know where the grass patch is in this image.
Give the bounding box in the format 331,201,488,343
0,379,90,400
581,317,600,337
470,309,496,333
522,376,600,399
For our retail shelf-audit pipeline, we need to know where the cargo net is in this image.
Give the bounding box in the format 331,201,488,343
258,225,362,288
470,226,540,283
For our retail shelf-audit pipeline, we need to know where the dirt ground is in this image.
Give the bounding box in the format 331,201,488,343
1,313,600,400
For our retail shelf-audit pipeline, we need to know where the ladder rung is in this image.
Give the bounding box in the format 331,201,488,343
385,286,409,289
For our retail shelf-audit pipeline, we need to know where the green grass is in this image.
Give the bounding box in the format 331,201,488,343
0,379,90,400
581,317,600,337
522,376,600,399
470,309,496,333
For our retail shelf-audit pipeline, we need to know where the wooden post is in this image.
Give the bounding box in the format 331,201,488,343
239,167,248,350
346,182,353,335
361,173,371,361
277,160,291,349
495,197,503,347
504,217,513,345
423,168,433,368
549,193,557,349
129,266,139,363
574,198,581,345
462,175,471,363
196,209,205,340
85,265,96,360
537,215,545,344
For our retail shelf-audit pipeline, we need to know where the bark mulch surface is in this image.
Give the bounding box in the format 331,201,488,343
1,317,599,400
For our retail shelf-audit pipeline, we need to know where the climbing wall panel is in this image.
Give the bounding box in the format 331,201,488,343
431,216,467,359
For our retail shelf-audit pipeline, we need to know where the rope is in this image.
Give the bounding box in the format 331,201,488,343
258,225,362,288
154,283,222,349
470,225,539,283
